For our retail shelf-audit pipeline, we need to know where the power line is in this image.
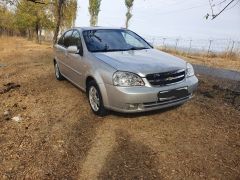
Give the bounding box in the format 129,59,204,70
214,0,228,7
161,0,198,7
212,0,236,19
225,0,240,10
153,3,209,15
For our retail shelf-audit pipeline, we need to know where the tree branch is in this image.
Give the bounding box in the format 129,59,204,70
26,0,46,4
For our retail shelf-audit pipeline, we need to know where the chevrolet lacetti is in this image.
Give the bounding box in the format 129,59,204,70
53,27,198,116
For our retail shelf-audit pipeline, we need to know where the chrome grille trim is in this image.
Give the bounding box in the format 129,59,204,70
146,69,186,86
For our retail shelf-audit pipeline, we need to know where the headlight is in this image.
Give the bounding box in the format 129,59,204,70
186,63,194,77
113,71,145,86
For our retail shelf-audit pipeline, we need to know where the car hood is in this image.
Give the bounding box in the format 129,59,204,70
93,49,187,77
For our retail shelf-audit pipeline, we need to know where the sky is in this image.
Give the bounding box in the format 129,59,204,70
75,0,240,41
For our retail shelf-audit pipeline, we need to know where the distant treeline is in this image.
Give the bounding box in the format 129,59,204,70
0,0,137,43
0,0,77,43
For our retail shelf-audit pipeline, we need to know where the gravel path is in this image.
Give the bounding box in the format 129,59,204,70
194,64,240,81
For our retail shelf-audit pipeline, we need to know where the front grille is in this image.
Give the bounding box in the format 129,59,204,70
146,69,185,86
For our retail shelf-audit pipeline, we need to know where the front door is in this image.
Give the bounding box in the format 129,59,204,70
66,30,85,88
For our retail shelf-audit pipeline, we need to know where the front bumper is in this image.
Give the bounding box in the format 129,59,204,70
102,75,198,113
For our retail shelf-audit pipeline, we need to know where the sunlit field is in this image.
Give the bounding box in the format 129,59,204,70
0,37,239,179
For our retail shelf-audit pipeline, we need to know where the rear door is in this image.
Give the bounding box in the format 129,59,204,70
60,30,74,78
55,33,67,75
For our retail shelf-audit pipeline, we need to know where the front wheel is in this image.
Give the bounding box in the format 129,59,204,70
87,81,108,116
54,62,64,81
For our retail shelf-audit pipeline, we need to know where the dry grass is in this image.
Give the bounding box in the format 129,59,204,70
0,36,52,64
0,37,239,179
158,47,240,71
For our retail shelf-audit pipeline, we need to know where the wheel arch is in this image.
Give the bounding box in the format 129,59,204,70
86,76,96,89
85,73,110,108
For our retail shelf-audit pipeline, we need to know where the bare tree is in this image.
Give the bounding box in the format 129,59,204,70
125,0,134,29
206,0,239,19
2,0,46,5
27,0,45,4
88,0,101,26
53,0,64,43
1,0,76,44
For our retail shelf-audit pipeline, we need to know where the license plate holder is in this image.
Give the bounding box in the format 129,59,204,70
158,87,189,102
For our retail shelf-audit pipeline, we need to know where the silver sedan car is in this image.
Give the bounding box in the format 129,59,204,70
54,27,198,116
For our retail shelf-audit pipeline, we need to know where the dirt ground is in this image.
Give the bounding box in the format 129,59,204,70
0,37,240,179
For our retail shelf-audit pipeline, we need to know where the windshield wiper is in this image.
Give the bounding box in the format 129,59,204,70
92,48,129,52
91,47,149,53
127,47,149,51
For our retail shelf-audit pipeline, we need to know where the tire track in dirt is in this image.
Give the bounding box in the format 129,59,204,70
79,121,118,179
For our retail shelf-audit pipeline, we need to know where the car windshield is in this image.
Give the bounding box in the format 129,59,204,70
82,29,152,52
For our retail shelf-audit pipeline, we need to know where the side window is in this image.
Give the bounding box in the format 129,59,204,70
122,32,144,47
71,30,83,49
63,30,73,47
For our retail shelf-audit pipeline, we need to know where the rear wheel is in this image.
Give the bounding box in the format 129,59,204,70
87,81,108,116
54,62,64,81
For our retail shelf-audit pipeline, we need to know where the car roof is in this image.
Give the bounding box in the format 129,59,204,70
74,26,126,31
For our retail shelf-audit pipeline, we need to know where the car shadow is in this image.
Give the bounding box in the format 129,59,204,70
98,129,162,179
110,104,182,118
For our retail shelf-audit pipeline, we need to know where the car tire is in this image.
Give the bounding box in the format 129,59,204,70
87,80,108,116
54,61,64,81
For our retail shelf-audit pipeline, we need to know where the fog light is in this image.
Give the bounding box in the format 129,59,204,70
126,103,144,110
127,104,138,110
138,104,144,109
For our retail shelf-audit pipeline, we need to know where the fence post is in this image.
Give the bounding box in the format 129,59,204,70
230,41,235,54
162,38,166,50
188,39,192,55
207,40,213,57
175,38,179,51
152,37,155,46
238,42,240,56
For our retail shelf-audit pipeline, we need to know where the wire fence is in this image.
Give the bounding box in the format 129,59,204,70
144,36,240,56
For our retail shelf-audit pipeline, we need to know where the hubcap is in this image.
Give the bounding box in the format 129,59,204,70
89,86,100,112
55,63,60,78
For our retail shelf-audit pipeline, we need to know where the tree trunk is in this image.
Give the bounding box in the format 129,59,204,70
27,28,31,40
39,27,42,44
125,18,129,29
90,15,97,26
125,9,131,29
53,0,64,44
36,24,39,43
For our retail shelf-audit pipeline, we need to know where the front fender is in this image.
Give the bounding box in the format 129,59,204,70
84,59,116,107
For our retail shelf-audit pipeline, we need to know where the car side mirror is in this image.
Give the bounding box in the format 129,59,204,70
67,46,79,54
